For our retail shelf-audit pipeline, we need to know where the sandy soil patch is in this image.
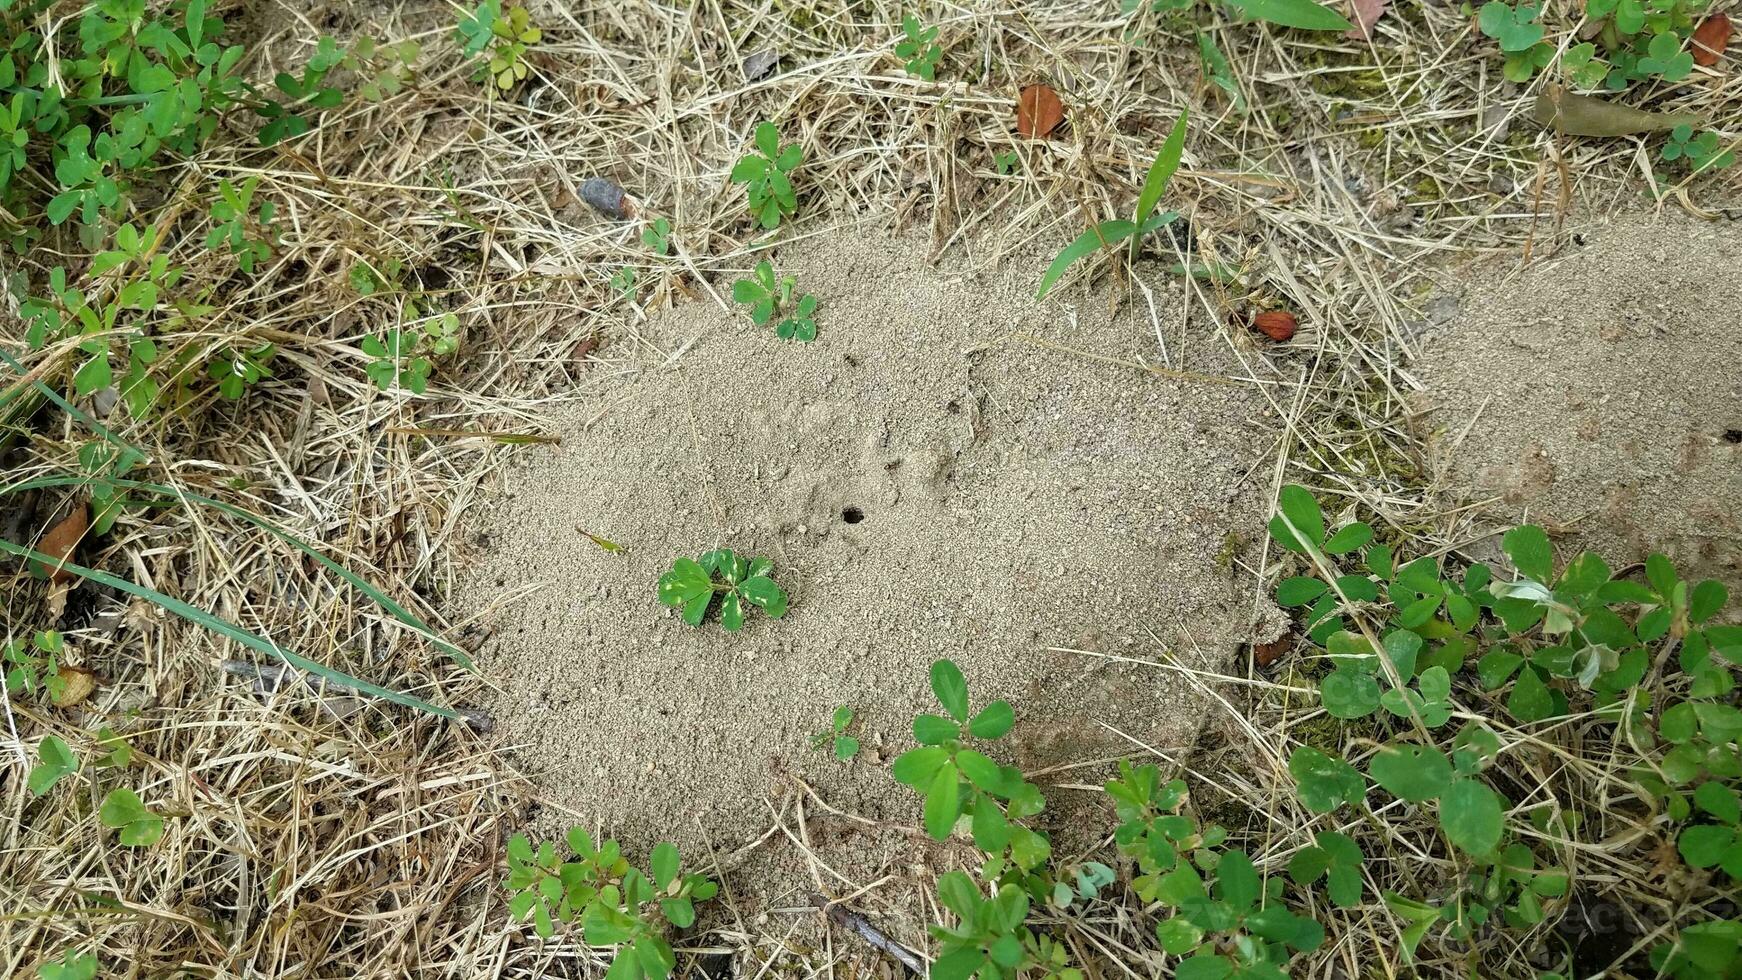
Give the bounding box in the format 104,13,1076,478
1419,212,1742,587
456,231,1279,893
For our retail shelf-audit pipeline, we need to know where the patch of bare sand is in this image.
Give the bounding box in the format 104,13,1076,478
456,231,1276,917
1420,212,1742,587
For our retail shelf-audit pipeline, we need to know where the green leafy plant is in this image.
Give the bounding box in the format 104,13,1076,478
732,260,820,341
1562,41,1613,88
1478,2,1554,81
37,950,97,980
1662,125,1737,176
5,630,66,699
205,342,277,399
895,14,944,80
611,266,639,296
29,736,78,796
80,442,147,535
457,0,542,91
641,217,672,256
362,328,432,394
656,549,788,631
813,705,860,760
1266,483,1742,968
502,830,717,978
205,175,277,273
1036,111,1187,300
99,787,165,847
892,661,1046,859
929,872,1083,980
729,122,802,229
994,151,1020,175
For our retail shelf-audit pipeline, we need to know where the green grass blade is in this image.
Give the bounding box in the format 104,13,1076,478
1222,0,1355,31
0,474,474,670
0,535,460,721
1035,220,1137,300
0,347,142,459
1133,112,1190,231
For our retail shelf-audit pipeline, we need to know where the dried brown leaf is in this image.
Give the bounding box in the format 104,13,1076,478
1693,13,1731,67
33,503,87,583
1016,84,1064,139
1344,0,1388,39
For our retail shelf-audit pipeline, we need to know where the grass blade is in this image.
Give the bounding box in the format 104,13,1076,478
1133,112,1189,231
1036,220,1137,300
1222,0,1355,31
0,535,461,721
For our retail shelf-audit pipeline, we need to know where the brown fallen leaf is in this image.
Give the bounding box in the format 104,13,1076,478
33,503,87,583
1345,0,1388,40
52,666,98,708
1254,635,1294,669
1016,84,1064,139
1693,13,1731,68
1252,311,1298,342
1531,86,1700,137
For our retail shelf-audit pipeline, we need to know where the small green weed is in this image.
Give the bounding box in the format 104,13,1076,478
611,266,639,296
457,0,542,91
37,951,97,980
732,261,819,341
657,549,788,631
5,630,65,700
994,151,1020,175
1036,112,1187,300
206,176,278,273
1478,3,1553,81
503,830,716,978
896,15,944,80
99,787,165,847
641,217,672,256
362,329,433,394
1662,125,1737,175
29,736,77,796
729,122,802,229
813,706,860,760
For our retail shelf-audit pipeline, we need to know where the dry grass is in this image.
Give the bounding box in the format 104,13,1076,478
3,0,1739,976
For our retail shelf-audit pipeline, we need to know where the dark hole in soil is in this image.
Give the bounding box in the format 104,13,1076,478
841,506,865,524
1725,429,1742,444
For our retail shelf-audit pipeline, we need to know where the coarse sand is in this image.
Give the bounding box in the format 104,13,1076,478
1419,212,1742,588
456,231,1279,894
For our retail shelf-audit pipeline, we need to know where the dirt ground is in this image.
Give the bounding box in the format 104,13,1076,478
1417,212,1742,589
458,232,1279,876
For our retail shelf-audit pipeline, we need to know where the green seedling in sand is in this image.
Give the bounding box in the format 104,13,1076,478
1035,112,1187,300
504,830,716,979
929,872,1084,980
730,122,802,229
732,261,820,341
814,705,860,760
657,549,788,631
994,151,1020,175
896,14,944,80
611,266,639,296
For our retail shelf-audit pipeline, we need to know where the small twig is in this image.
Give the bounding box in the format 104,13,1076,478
810,892,926,975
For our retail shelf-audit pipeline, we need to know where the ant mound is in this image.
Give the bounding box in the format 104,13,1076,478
458,232,1276,877
1419,212,1742,587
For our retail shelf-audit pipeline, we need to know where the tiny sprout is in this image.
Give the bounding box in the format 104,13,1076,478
732,260,820,341
895,14,943,80
641,217,672,256
813,706,860,760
